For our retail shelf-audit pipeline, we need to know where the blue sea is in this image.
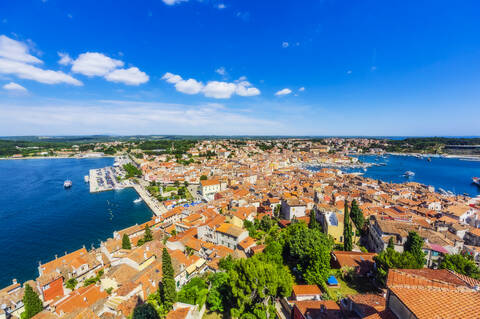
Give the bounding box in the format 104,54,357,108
354,155,480,196
0,158,152,288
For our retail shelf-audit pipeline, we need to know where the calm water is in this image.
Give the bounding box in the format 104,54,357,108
355,155,480,196
0,158,152,287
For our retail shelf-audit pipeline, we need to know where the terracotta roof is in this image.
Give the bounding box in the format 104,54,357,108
32,311,59,319
332,251,377,275
387,269,473,290
292,285,322,297
348,294,386,317
389,286,480,319
54,285,108,315
293,300,341,319
166,307,190,319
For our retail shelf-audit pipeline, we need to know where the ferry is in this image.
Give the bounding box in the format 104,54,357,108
64,180,72,188
133,197,143,204
473,177,480,187
404,171,415,177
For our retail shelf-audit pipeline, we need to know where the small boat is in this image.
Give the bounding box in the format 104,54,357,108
427,157,431,162
404,171,415,177
64,180,72,188
473,177,480,187
133,197,143,204
84,175,89,183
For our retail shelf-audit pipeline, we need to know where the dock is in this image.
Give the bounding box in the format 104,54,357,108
89,164,167,216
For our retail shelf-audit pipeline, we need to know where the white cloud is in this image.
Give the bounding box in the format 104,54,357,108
175,78,204,94
282,42,289,48
275,88,292,96
162,72,182,84
162,72,260,99
215,67,226,76
298,87,305,92
235,81,260,97
105,67,149,86
0,35,42,64
58,52,72,65
0,57,82,85
162,72,202,94
203,81,237,98
162,0,188,5
71,52,124,77
347,70,352,74
217,3,226,9
3,82,27,92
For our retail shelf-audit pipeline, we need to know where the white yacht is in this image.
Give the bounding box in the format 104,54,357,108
64,180,72,188
133,197,143,203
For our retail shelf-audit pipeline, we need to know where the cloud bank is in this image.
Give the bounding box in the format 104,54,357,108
162,72,260,99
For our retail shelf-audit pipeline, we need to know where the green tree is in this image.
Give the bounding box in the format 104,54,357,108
207,272,232,313
283,222,333,284
200,175,208,180
440,254,480,279
122,234,132,250
161,248,176,309
404,231,425,267
65,278,77,290
143,224,153,243
177,277,208,307
374,248,423,286
387,237,395,250
273,204,281,219
132,303,160,319
343,202,353,251
308,209,320,230
21,284,43,319
228,256,293,317
350,200,365,231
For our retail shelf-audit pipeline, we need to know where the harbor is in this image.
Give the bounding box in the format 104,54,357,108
88,157,167,216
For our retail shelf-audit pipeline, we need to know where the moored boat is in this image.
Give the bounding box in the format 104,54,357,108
64,180,72,188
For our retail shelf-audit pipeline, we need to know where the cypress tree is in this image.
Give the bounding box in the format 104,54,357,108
22,284,43,319
350,200,365,230
144,224,153,242
161,248,176,309
388,237,395,250
343,202,353,251
309,209,319,230
405,231,425,267
122,233,131,250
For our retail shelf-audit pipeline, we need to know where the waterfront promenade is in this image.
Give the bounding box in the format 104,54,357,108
133,183,167,216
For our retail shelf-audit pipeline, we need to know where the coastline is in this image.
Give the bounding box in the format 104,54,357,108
386,152,480,160
0,155,116,160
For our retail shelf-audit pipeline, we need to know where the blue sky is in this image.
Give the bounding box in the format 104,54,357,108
0,0,480,136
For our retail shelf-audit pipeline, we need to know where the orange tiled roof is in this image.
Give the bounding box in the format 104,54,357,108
54,285,108,315
389,286,480,319
292,284,322,296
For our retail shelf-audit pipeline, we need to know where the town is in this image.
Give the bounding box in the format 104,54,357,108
1,138,480,319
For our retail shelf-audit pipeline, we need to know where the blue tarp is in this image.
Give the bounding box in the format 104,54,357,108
327,275,339,286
